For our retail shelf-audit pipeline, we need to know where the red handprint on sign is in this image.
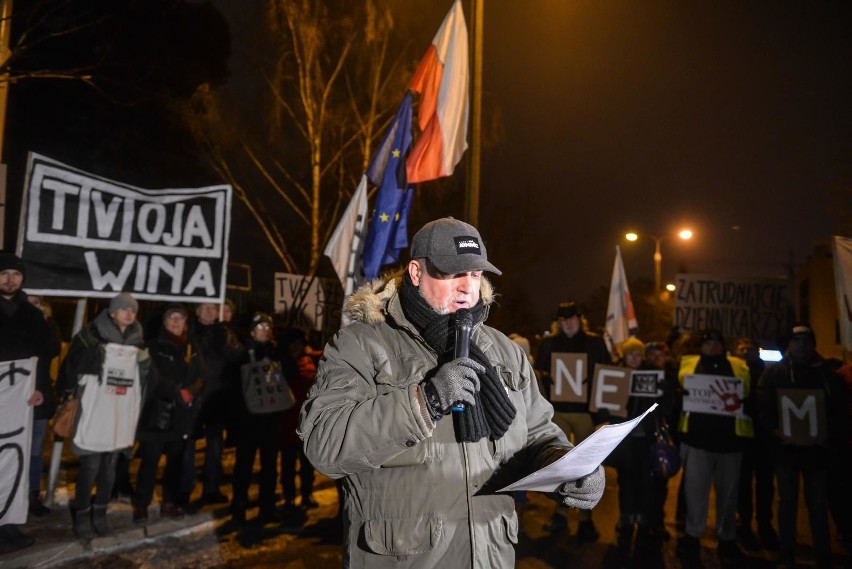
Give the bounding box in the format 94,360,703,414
709,379,741,413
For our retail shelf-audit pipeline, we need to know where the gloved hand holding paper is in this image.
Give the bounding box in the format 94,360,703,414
499,403,658,492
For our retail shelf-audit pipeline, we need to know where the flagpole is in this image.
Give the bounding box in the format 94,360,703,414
465,0,483,226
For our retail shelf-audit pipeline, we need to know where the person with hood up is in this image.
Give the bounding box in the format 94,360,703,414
299,217,605,568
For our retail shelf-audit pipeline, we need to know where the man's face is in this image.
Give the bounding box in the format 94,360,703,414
787,335,816,364
164,311,187,336
408,259,481,315
0,269,23,298
196,303,218,325
701,339,725,356
558,316,581,338
112,308,137,330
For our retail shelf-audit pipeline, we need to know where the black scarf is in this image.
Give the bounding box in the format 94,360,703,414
399,274,517,442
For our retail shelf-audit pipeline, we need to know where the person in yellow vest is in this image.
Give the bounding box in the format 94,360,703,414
674,329,753,565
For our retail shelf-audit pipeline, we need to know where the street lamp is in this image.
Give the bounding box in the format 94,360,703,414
624,229,693,293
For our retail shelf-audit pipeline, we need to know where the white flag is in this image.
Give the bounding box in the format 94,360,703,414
605,246,639,354
324,175,368,307
833,235,852,351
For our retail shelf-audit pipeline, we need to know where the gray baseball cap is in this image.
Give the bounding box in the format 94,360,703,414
410,217,501,275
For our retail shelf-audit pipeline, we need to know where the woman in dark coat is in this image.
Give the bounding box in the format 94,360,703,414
132,304,204,523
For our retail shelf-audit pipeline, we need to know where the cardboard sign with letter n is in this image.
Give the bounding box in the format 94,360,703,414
549,353,588,403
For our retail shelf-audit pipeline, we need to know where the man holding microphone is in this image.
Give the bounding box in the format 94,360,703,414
299,218,605,568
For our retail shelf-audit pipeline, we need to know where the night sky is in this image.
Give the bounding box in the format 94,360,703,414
423,1,852,334
7,1,852,341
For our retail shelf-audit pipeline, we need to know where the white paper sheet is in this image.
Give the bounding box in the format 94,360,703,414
499,403,658,492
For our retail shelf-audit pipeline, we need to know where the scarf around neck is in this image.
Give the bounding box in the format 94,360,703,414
399,273,516,442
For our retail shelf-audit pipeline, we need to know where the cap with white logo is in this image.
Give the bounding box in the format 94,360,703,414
410,217,501,275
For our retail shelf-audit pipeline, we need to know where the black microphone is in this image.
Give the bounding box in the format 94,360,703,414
452,308,473,412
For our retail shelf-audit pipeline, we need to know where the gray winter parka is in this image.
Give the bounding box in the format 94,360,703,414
299,273,571,568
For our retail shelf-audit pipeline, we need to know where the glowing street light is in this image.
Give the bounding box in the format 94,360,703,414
624,229,693,292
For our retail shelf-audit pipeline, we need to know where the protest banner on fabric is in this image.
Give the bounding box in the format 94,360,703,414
630,369,664,398
273,273,343,335
549,353,588,404
673,274,792,342
0,358,36,525
682,374,745,417
18,153,232,303
589,364,630,418
776,388,827,445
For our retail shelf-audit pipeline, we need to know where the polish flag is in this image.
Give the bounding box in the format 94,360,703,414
406,0,469,184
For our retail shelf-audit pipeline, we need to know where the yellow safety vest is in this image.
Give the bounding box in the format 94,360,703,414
677,354,754,438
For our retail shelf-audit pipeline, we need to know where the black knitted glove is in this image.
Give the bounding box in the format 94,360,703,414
557,465,605,509
423,357,483,418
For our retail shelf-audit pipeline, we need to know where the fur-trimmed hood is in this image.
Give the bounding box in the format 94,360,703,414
344,268,496,326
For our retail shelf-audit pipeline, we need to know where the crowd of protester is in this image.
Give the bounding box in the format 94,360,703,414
2,249,851,569
516,300,851,569
0,265,323,552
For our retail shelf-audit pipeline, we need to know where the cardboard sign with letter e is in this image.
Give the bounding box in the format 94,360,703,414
589,364,630,418
550,353,588,403
776,388,826,445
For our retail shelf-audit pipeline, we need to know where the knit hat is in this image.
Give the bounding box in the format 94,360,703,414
701,328,725,344
410,217,501,275
162,303,188,320
620,337,645,358
109,292,138,314
0,252,25,278
555,301,581,320
790,323,815,341
251,312,273,329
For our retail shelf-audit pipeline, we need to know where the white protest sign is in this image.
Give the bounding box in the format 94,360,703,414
777,388,827,445
550,353,588,403
630,370,664,398
0,358,36,525
589,364,630,418
74,344,142,452
682,374,745,417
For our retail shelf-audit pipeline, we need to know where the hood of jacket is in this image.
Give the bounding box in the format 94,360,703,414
344,269,496,326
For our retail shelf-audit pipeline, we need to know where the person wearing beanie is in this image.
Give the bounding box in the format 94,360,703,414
755,323,847,568
109,292,139,315
620,337,645,361
299,218,602,568
134,303,204,523
534,300,612,540
608,337,674,560
0,253,59,552
676,329,753,565
58,292,152,538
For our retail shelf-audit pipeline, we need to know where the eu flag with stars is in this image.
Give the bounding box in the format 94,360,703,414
362,93,414,281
